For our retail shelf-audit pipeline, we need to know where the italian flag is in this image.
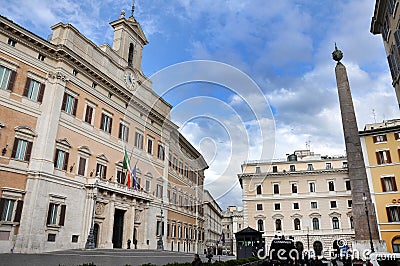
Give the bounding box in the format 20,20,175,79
123,148,131,188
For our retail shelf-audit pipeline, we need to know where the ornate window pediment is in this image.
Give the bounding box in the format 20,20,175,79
254,214,266,219
329,211,341,217
96,153,109,162
56,138,72,148
14,125,37,139
272,213,284,219
291,213,303,219
78,146,92,155
309,212,321,218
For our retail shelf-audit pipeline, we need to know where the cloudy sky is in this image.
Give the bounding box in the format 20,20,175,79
1,0,399,209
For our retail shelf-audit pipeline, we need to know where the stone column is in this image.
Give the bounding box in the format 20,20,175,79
332,46,380,242
106,193,115,248
29,71,66,173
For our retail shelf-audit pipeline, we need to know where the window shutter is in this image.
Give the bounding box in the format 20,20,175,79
0,198,5,219
393,177,398,191
386,151,392,163
72,98,78,116
118,124,122,139
381,178,387,192
387,208,392,222
37,83,45,103
23,78,31,97
61,93,67,111
11,138,18,158
373,136,377,143
108,117,113,134
376,152,381,164
46,203,53,225
100,113,105,130
63,152,69,171
78,157,86,176
126,127,129,141
24,141,33,161
13,200,23,222
59,204,66,226
54,149,59,167
7,70,16,91
103,165,107,179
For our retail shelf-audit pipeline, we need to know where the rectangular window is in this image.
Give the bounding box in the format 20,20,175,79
388,0,396,14
373,134,387,143
272,166,278,172
46,203,66,226
256,204,263,211
330,201,337,208
116,170,126,184
77,157,87,176
309,182,316,192
328,181,335,191
147,137,153,154
274,203,280,210
156,184,163,199
38,54,45,61
343,162,348,168
376,150,392,164
0,199,15,221
54,149,69,171
0,65,16,91
84,105,94,124
307,164,314,170
273,184,279,194
347,200,352,208
256,184,262,195
293,202,299,210
145,180,150,192
23,78,45,102
326,163,332,169
61,92,78,116
381,176,398,192
387,206,400,222
255,166,261,174
11,138,33,161
96,163,107,179
395,132,400,140
157,144,165,160
345,180,351,191
311,201,318,209
135,132,144,149
291,183,298,194
118,123,129,142
7,38,16,47
47,234,56,242
100,113,113,134
290,165,296,172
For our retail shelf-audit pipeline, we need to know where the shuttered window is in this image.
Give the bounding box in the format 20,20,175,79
11,138,33,161
23,77,45,103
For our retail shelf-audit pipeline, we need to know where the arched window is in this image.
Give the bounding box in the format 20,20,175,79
294,218,301,230
392,236,400,253
332,217,340,229
128,43,134,67
256,184,262,195
275,219,282,231
312,218,319,230
349,217,354,229
257,219,264,232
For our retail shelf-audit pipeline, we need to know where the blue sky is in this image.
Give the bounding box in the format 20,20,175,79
1,0,399,209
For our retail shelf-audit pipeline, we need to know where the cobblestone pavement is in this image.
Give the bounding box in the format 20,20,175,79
0,249,236,266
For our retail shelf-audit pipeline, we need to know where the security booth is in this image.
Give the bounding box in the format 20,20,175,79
235,227,265,259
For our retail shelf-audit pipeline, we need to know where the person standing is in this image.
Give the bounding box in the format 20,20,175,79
192,254,202,266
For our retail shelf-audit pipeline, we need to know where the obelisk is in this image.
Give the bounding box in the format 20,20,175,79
332,45,380,244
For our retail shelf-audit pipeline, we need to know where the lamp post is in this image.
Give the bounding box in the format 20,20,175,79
157,199,164,250
362,193,375,253
85,178,98,249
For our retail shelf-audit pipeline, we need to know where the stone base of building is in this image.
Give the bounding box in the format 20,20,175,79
351,240,387,259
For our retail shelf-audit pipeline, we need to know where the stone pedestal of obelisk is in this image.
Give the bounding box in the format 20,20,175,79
332,45,386,256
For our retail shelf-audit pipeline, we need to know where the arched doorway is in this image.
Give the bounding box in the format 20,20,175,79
93,223,99,248
313,241,323,256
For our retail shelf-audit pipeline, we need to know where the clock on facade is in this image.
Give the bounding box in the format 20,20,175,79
124,70,135,89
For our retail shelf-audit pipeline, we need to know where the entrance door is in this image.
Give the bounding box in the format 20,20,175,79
93,223,99,248
112,209,125,248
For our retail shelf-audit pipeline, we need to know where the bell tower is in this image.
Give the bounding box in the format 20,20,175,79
110,3,148,74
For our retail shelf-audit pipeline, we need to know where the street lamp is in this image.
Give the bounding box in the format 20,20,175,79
85,178,98,249
362,193,375,253
157,199,164,250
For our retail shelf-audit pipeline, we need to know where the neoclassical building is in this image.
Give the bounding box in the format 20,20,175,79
203,190,223,254
0,8,207,253
221,206,244,255
238,150,354,256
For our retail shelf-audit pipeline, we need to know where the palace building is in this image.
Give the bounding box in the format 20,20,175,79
238,150,354,256
0,7,207,253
